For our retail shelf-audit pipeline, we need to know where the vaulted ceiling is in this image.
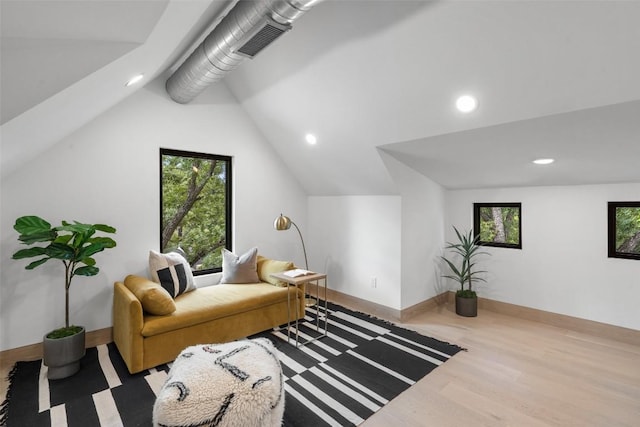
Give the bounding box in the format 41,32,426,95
2,0,640,194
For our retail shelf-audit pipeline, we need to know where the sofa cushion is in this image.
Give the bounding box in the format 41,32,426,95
141,283,295,337
124,275,176,315
257,256,294,287
149,250,196,297
220,247,259,284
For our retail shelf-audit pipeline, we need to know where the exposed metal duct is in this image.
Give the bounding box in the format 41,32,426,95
166,0,320,104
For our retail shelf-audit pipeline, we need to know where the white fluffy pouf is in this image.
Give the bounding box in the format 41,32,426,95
153,337,285,427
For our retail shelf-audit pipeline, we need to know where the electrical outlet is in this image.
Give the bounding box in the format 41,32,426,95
371,277,377,288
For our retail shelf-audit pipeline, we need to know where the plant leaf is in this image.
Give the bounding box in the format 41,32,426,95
442,274,465,285
77,242,108,259
13,216,51,235
45,243,75,260
56,223,94,234
81,257,96,266
18,230,57,244
12,247,47,259
26,258,50,269
441,257,461,276
70,230,93,249
88,237,117,248
54,234,73,245
93,224,116,234
74,265,99,276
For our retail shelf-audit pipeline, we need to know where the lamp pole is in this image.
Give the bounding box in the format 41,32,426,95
289,220,308,270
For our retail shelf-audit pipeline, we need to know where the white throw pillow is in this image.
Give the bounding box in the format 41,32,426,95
149,250,196,298
220,247,259,284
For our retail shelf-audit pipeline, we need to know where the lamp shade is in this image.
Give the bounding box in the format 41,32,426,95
274,214,292,231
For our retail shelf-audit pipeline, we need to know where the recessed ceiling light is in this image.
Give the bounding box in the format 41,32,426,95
125,74,144,87
305,134,317,145
533,158,555,165
456,95,478,113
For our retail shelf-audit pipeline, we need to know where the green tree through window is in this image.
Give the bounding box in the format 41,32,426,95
160,149,232,274
473,203,522,249
608,202,640,260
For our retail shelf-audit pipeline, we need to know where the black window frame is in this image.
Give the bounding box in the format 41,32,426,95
160,148,232,275
608,201,640,261
473,202,522,249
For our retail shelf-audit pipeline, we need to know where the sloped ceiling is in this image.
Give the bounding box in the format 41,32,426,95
0,0,233,178
0,0,168,124
380,100,640,189
224,0,640,193
2,0,640,193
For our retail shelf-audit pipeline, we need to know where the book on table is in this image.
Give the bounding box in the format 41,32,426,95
283,268,315,278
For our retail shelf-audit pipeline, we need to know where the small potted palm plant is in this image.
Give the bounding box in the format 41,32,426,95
441,226,489,317
12,215,116,379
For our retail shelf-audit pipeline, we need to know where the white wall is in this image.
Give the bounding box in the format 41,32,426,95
4,78,637,352
0,79,307,351
380,151,447,309
306,151,448,312
308,196,402,310
446,183,640,330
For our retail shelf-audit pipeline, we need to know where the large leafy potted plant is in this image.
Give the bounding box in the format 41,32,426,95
441,226,489,317
12,215,116,379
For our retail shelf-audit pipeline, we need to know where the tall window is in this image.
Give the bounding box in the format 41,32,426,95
160,149,232,274
473,203,522,249
608,201,640,260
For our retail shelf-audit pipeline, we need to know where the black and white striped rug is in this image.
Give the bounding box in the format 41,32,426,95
1,302,463,426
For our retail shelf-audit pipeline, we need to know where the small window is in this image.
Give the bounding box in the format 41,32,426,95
608,201,640,260
160,149,232,274
473,203,522,249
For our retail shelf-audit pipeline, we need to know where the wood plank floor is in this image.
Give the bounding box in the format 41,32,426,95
344,300,640,427
2,299,639,426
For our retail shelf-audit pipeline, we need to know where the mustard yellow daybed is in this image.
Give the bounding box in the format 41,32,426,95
113,257,304,374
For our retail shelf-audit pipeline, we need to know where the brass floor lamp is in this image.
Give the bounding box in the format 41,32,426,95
273,214,309,270
274,214,315,307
